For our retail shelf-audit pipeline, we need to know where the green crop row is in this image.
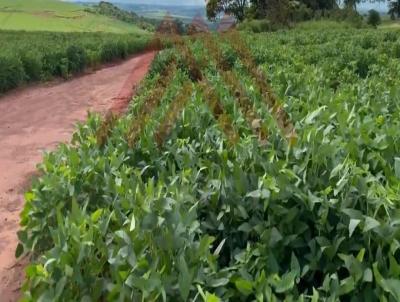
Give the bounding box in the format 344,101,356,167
0,30,150,94
17,28,400,301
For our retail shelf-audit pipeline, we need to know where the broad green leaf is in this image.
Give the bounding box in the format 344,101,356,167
269,227,283,246
349,219,361,237
291,253,301,276
205,292,221,302
235,279,253,296
178,255,191,301
311,288,319,302
389,255,400,276
382,279,400,301
91,209,103,223
363,268,373,282
363,217,380,232
274,272,296,293
339,277,355,295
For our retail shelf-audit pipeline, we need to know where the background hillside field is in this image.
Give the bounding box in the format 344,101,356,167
0,0,148,33
0,0,152,93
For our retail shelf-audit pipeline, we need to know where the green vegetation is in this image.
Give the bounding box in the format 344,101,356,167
237,19,277,33
207,0,383,31
84,1,154,31
367,9,381,28
0,0,148,33
0,31,149,93
17,25,400,301
389,0,400,20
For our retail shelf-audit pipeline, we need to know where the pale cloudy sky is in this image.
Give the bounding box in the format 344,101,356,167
66,0,391,11
69,0,205,4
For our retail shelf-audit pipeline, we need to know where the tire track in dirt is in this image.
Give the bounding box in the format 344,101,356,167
0,50,156,301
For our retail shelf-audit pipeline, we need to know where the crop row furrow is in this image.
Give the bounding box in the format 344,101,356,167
154,81,194,147
126,65,177,147
224,31,297,143
201,35,269,144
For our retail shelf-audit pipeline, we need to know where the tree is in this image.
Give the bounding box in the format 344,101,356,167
388,0,400,19
343,0,359,10
367,9,381,28
206,0,248,21
301,0,337,10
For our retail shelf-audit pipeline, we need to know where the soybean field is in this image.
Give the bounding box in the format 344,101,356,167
16,27,400,301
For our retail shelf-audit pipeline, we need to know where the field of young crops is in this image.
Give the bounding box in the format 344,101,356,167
17,28,400,301
0,0,149,33
0,30,150,93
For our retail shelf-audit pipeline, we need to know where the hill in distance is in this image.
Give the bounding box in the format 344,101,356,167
0,0,149,33
69,0,207,24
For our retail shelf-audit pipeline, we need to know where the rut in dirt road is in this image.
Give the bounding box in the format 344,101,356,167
0,51,156,301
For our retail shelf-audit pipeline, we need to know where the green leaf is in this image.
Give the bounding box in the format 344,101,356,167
246,189,270,199
129,214,136,231
205,292,221,302
389,255,400,276
349,219,361,237
291,253,301,276
91,209,103,223
213,238,226,256
274,272,296,293
395,157,400,179
235,279,253,296
374,263,400,299
339,277,355,295
269,227,283,246
115,230,131,245
24,192,36,202
304,106,326,124
198,235,215,257
15,243,24,258
382,279,400,301
311,287,319,302
209,278,229,288
356,248,365,263
363,217,380,232
178,255,191,301
363,268,373,282
55,276,67,300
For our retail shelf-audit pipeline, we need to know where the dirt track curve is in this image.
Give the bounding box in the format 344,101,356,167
0,51,156,301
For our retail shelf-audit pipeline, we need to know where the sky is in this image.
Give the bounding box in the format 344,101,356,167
66,0,391,11
69,0,205,5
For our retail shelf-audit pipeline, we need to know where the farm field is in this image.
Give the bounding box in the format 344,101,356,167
0,30,150,93
16,27,400,301
0,0,148,33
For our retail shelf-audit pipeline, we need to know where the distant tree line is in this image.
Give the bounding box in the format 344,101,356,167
206,0,395,23
389,0,400,19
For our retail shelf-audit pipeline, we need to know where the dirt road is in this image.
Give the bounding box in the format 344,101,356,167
0,51,156,301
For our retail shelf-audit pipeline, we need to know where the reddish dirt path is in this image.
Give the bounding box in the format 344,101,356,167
0,51,156,301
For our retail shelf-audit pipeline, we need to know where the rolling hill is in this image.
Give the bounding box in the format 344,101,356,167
0,0,149,33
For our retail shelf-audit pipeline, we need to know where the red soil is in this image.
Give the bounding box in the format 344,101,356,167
0,51,156,301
